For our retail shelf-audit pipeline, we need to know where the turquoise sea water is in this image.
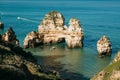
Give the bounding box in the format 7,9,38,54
0,0,120,79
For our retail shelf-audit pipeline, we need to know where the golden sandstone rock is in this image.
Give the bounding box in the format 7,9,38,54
24,11,84,48
97,35,112,56
2,27,19,46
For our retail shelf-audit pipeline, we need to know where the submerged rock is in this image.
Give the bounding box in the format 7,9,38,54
97,35,112,56
0,21,4,29
2,27,19,46
24,11,84,48
91,51,120,80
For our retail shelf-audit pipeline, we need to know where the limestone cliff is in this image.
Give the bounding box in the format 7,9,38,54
97,35,112,56
24,11,84,48
91,51,120,80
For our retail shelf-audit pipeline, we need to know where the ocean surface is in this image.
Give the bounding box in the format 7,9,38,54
0,0,120,79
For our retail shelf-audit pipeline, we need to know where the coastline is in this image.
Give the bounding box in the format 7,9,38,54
0,0,120,79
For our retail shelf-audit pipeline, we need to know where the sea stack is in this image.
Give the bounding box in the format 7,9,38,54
97,35,112,56
23,11,84,48
2,27,19,46
38,11,67,45
0,21,4,29
65,18,84,48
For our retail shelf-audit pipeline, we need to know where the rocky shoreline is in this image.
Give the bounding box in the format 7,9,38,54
91,51,120,80
0,27,62,80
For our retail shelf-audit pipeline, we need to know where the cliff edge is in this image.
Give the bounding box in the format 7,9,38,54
91,50,120,80
0,27,62,80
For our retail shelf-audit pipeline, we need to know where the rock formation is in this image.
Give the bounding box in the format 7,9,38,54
91,51,120,80
2,27,19,46
23,31,44,48
38,11,67,32
24,11,84,48
97,35,112,56
65,18,84,48
0,21,4,29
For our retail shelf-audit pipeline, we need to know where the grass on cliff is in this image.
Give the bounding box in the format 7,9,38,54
103,60,120,79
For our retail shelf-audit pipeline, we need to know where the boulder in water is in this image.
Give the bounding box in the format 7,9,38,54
97,35,112,56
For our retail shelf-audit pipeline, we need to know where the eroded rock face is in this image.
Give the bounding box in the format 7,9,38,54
23,31,44,48
68,18,83,33
0,21,4,29
43,33,65,45
2,27,19,46
38,11,67,32
65,18,84,48
65,36,83,48
24,11,84,48
97,35,112,56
